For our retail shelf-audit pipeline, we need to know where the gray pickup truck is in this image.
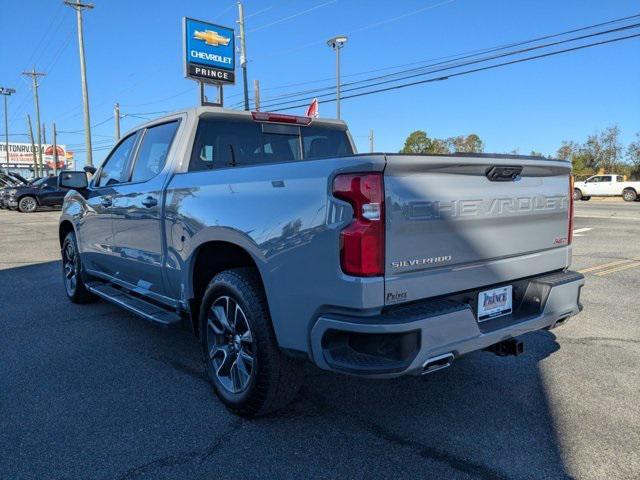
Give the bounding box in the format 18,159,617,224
58,107,584,416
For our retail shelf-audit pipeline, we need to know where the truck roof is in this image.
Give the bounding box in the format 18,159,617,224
130,106,348,130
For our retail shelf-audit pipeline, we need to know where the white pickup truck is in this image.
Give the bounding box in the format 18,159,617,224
573,174,640,202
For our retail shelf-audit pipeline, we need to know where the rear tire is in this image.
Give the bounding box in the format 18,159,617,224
18,196,37,213
581,196,591,201
573,189,583,201
623,189,637,202
200,267,303,417
62,231,96,304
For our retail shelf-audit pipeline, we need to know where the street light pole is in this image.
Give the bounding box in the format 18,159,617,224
0,87,16,174
326,35,348,120
114,102,120,141
64,0,94,167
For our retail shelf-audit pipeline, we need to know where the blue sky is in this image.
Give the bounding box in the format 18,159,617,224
1,0,639,168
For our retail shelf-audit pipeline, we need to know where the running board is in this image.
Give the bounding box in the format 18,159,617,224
86,282,182,328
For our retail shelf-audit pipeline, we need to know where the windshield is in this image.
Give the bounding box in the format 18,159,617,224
30,178,46,187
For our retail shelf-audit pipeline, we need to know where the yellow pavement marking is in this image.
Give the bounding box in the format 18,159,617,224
595,261,640,276
579,258,640,274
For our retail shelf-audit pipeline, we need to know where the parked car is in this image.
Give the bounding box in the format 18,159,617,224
58,107,584,416
6,176,68,212
573,174,640,201
0,175,25,208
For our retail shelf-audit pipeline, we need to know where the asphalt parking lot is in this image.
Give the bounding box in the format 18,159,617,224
1,201,639,480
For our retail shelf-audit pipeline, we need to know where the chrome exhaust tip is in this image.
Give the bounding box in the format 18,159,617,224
422,353,454,375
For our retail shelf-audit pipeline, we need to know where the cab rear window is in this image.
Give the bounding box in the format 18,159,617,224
189,118,353,171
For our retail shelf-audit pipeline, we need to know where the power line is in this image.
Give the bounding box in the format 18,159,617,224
258,22,640,110
270,32,640,113
247,0,337,33
247,12,640,107
251,0,455,64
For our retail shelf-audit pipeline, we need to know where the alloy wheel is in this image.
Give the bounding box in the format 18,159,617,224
206,295,255,394
20,197,36,212
63,241,78,296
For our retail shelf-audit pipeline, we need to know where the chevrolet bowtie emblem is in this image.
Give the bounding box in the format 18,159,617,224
193,29,231,46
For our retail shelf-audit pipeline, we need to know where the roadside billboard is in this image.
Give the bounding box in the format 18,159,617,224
0,142,73,170
183,17,235,85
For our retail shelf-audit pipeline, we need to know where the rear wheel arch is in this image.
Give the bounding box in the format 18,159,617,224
189,240,268,337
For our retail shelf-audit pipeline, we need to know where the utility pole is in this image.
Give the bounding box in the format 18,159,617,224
52,123,59,175
65,0,94,166
26,114,38,177
237,1,249,111
43,124,47,144
326,35,348,119
369,129,374,153
253,79,260,111
0,87,16,174
114,103,120,140
22,68,46,172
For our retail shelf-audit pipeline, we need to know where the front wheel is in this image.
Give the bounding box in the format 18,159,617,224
573,189,583,201
200,267,303,417
623,189,637,202
62,231,96,303
581,196,591,201
18,196,37,213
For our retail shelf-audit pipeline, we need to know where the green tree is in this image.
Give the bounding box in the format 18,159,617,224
529,150,544,157
557,141,593,175
627,132,640,179
400,131,484,154
447,134,484,153
584,125,623,172
429,138,450,154
400,130,431,154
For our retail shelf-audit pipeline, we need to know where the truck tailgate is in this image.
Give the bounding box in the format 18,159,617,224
383,154,572,305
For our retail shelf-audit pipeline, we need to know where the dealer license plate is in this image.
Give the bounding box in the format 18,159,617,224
477,286,513,321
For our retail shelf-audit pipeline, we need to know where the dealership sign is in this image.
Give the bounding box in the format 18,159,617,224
183,17,235,85
0,142,72,169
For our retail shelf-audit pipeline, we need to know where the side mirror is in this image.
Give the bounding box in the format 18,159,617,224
58,171,88,189
84,165,97,175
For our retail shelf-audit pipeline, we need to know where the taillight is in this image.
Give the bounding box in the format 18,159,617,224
568,175,575,244
333,173,384,276
251,111,312,125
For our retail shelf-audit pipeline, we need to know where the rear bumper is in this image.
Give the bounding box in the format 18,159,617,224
310,270,584,378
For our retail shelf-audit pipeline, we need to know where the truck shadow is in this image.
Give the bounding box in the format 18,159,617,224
0,260,572,479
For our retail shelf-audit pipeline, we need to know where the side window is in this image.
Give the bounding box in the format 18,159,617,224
130,122,179,183
43,177,57,188
617,176,624,182
189,119,261,171
96,134,138,187
587,176,600,183
601,175,612,182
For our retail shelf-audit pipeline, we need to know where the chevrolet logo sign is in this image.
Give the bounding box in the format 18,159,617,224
193,29,231,46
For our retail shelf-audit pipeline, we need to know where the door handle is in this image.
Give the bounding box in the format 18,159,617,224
142,196,158,208
101,197,112,207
